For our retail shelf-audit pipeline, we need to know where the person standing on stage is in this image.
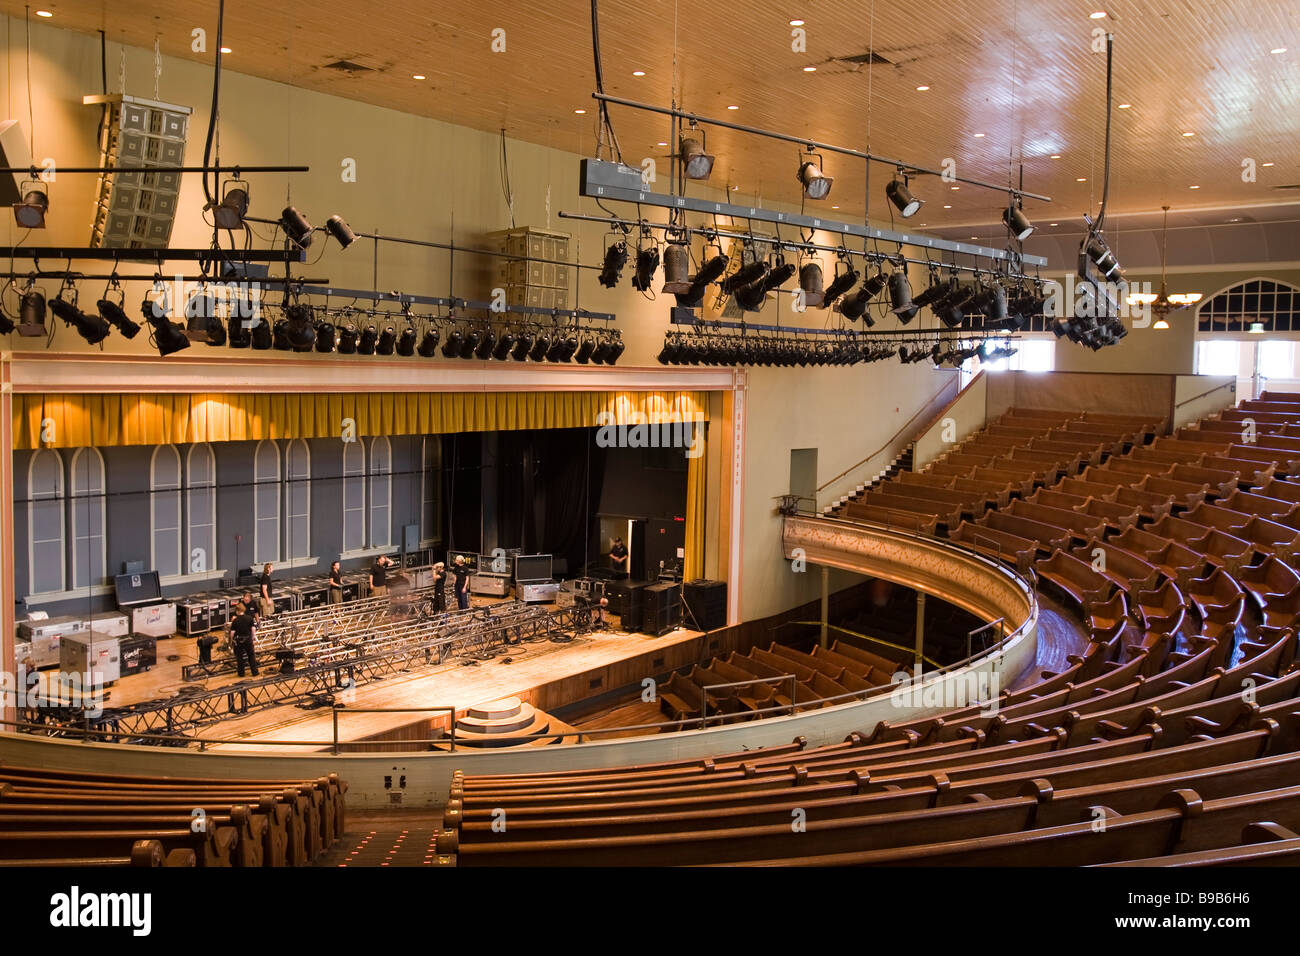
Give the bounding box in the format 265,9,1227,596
328,560,344,604
370,554,393,597
432,561,448,613
230,607,260,678
452,555,471,610
610,536,629,579
239,591,261,622
259,563,275,617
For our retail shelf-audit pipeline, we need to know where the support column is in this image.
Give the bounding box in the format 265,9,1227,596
1,357,14,726
914,591,926,677
819,565,829,649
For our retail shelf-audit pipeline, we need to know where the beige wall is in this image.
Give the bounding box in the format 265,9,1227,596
913,371,987,469
985,370,1177,425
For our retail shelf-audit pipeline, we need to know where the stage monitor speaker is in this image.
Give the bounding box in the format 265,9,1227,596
640,582,682,637
682,579,727,631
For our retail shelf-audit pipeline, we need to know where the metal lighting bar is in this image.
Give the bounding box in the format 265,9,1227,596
0,247,307,262
577,159,1047,267
591,93,1053,203
295,284,615,322
559,210,1042,280
0,165,309,175
668,311,1021,339
0,272,329,284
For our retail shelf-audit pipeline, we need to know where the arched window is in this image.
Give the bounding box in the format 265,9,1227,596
421,436,441,545
342,440,366,553
284,439,312,560
68,447,107,589
150,444,182,577
368,436,392,548
1198,277,1300,333
28,449,65,595
186,443,217,576
253,440,281,563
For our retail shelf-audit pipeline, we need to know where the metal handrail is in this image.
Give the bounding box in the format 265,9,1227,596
699,675,797,729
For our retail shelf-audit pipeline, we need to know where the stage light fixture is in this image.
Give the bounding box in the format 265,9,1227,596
511,332,533,361
796,153,833,200
209,181,249,230
396,327,418,356
417,329,441,357
441,329,463,358
184,288,222,342
661,242,692,294
632,246,660,291
885,177,922,218
839,270,886,321
604,338,626,364
281,303,316,351
889,268,916,322
280,206,314,249
376,326,397,356
1083,235,1126,285
0,303,12,336
492,331,516,360
734,277,769,312
591,338,611,364
529,334,550,361
819,263,859,310
722,260,769,295
315,321,337,353
679,253,730,308
474,329,496,359
96,297,141,339
678,134,715,181
574,336,596,363
141,292,191,357
1003,203,1034,241
598,240,628,288
798,262,825,307
249,316,273,350
358,325,378,355
325,214,357,249
13,181,49,229
458,330,481,359
545,336,567,362
337,324,359,354
51,295,111,345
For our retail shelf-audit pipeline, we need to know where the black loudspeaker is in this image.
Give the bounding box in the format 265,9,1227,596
606,580,649,630
682,579,727,631
640,582,682,637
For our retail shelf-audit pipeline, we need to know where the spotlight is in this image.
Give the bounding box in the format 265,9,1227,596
798,262,825,307
51,295,111,345
458,330,481,359
604,338,625,365
13,181,48,229
632,246,660,291
839,270,887,321
474,329,496,359
375,327,396,356
226,296,258,347
1082,235,1126,285
722,260,769,295
574,336,595,363
661,242,692,294
358,325,378,355
678,135,715,181
250,317,273,350
441,329,463,358
282,303,316,351
337,324,359,354
888,268,915,318
885,178,922,218
396,327,417,356
96,297,141,339
141,292,190,357
734,276,769,312
325,214,357,249
315,321,337,353
492,331,516,360
545,336,567,362
417,329,441,357
679,254,729,308
819,263,859,310
511,332,533,360
0,304,12,335
209,181,249,230
598,240,628,288
280,206,314,249
184,289,221,342
1003,203,1034,241
529,334,551,361
796,153,833,200
591,338,611,364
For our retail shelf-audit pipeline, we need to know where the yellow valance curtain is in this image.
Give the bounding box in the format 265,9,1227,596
13,390,710,450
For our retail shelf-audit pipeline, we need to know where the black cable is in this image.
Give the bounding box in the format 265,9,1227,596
201,0,225,208
1093,32,1114,237
589,0,622,163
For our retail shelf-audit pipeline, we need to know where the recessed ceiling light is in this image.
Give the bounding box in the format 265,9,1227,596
831,204,839,209
915,85,930,91
1271,47,1287,54
1182,131,1195,137
950,185,960,190
1050,154,1062,159
656,141,667,146
943,204,952,209
1049,222,1058,226
220,46,232,53
973,132,986,138
574,109,586,114
729,185,739,191
1117,103,1132,109
803,66,817,72
1263,162,1275,167
1189,184,1200,189
1226,217,1242,223
632,70,646,76
412,74,426,80
35,9,53,16
789,19,805,26
1077,177,1087,182
727,105,740,110
1089,11,1108,19
970,235,979,239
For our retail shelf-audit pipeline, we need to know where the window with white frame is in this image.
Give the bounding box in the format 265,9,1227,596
980,339,1055,373
342,440,366,552
1259,341,1296,381
1197,340,1241,377
186,443,217,576
368,436,392,548
253,440,281,562
284,439,312,560
28,449,66,595
68,447,107,589
150,444,182,577
420,436,441,545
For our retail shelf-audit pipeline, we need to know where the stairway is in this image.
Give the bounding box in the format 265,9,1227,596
824,443,915,516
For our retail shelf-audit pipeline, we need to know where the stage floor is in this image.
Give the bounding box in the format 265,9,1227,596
105,598,702,752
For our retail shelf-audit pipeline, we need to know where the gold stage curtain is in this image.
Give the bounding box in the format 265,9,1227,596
683,430,707,583
13,390,710,449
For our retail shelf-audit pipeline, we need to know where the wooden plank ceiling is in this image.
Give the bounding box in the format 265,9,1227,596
5,0,1298,231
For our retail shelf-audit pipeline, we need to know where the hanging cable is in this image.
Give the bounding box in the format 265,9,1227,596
589,0,623,163
201,0,226,207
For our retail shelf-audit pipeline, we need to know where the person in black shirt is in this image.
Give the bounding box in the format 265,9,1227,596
230,609,260,678
370,555,392,597
610,537,629,579
259,563,275,617
431,562,448,613
328,561,344,605
452,555,471,610
238,592,261,623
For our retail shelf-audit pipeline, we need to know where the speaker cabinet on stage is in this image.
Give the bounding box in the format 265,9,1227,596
640,582,682,637
606,580,649,630
682,579,727,631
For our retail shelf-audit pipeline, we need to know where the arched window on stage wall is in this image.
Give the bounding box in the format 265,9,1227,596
1197,276,1300,333
186,443,217,577
28,448,66,596
368,436,392,548
420,436,441,547
342,440,366,553
284,439,312,560
253,440,281,563
68,447,107,590
150,444,183,577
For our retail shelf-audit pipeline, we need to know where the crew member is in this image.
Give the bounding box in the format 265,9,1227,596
328,560,344,605
230,607,260,678
610,537,629,579
259,563,275,617
370,554,393,597
239,591,260,622
432,561,448,613
452,555,471,611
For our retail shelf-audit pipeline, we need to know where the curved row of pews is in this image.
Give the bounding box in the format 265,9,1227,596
442,394,1300,866
0,765,347,867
